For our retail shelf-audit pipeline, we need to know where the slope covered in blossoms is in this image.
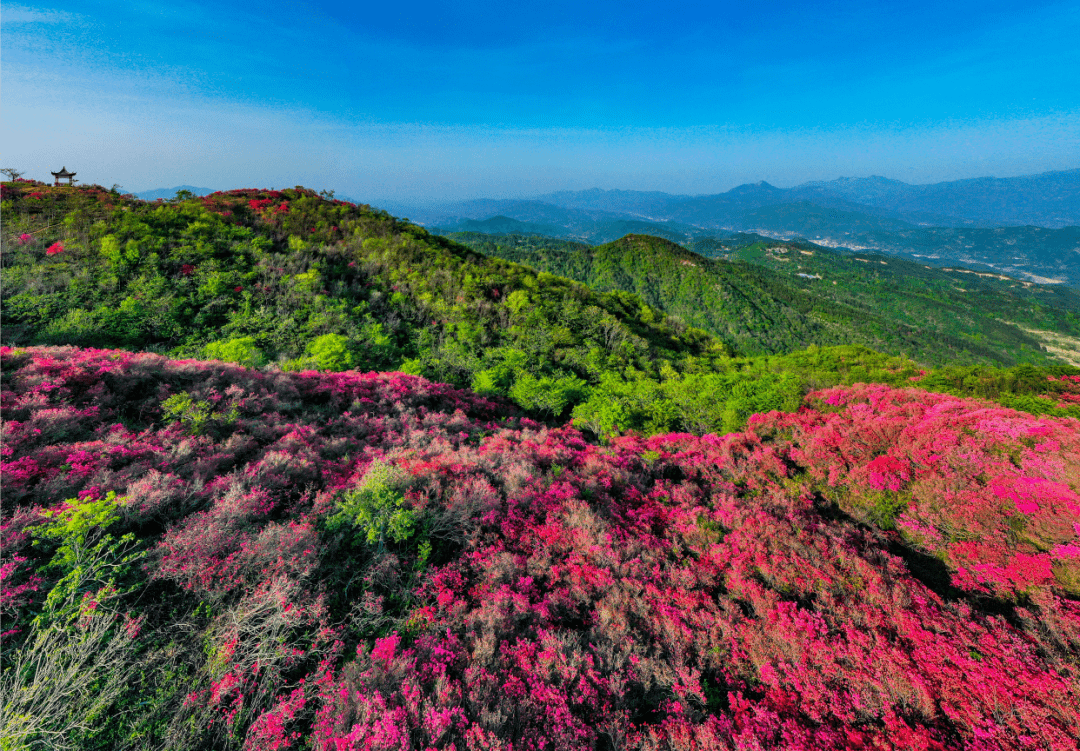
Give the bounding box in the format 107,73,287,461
3,346,1079,750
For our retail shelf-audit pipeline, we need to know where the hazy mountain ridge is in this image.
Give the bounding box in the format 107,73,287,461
799,169,1080,227
407,169,1078,227
535,169,1080,228
133,185,217,201
404,169,1080,287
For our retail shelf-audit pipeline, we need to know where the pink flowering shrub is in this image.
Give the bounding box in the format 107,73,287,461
755,384,1080,601
3,347,1080,750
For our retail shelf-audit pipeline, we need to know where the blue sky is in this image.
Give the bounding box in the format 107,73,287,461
3,0,1078,203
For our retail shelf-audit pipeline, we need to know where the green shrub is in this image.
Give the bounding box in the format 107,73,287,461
4,492,147,750
305,333,355,371
327,460,417,552
201,336,266,368
509,373,588,417
161,392,239,436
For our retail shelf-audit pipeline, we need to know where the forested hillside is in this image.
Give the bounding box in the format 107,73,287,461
0,182,720,423
445,231,1080,366
718,240,1080,364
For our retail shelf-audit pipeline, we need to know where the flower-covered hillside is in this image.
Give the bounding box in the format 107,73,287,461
2,346,1080,750
1,346,515,749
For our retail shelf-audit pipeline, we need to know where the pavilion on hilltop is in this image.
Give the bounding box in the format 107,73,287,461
51,167,76,186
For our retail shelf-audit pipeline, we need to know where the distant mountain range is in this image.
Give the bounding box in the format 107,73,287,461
796,171,1080,228
132,185,217,201
406,169,1080,287
532,169,1080,229
407,169,1080,229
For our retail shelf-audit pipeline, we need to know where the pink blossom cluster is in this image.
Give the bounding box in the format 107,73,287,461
1046,376,1080,408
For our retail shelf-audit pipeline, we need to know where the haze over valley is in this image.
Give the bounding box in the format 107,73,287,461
409,168,1080,287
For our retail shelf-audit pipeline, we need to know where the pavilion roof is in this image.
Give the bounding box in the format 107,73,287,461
51,167,76,177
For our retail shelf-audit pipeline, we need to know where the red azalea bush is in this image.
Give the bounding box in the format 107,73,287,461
1049,375,1080,408
3,347,1079,750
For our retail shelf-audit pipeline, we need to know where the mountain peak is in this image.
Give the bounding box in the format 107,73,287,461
728,180,781,194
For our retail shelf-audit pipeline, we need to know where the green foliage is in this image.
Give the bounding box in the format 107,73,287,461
469,349,530,396
718,372,804,433
161,392,239,435
35,493,122,573
506,289,531,314
866,490,911,531
201,336,266,368
306,333,355,371
3,492,149,750
99,235,124,267
449,231,1080,368
573,366,808,438
30,493,146,625
327,461,417,552
508,372,588,418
